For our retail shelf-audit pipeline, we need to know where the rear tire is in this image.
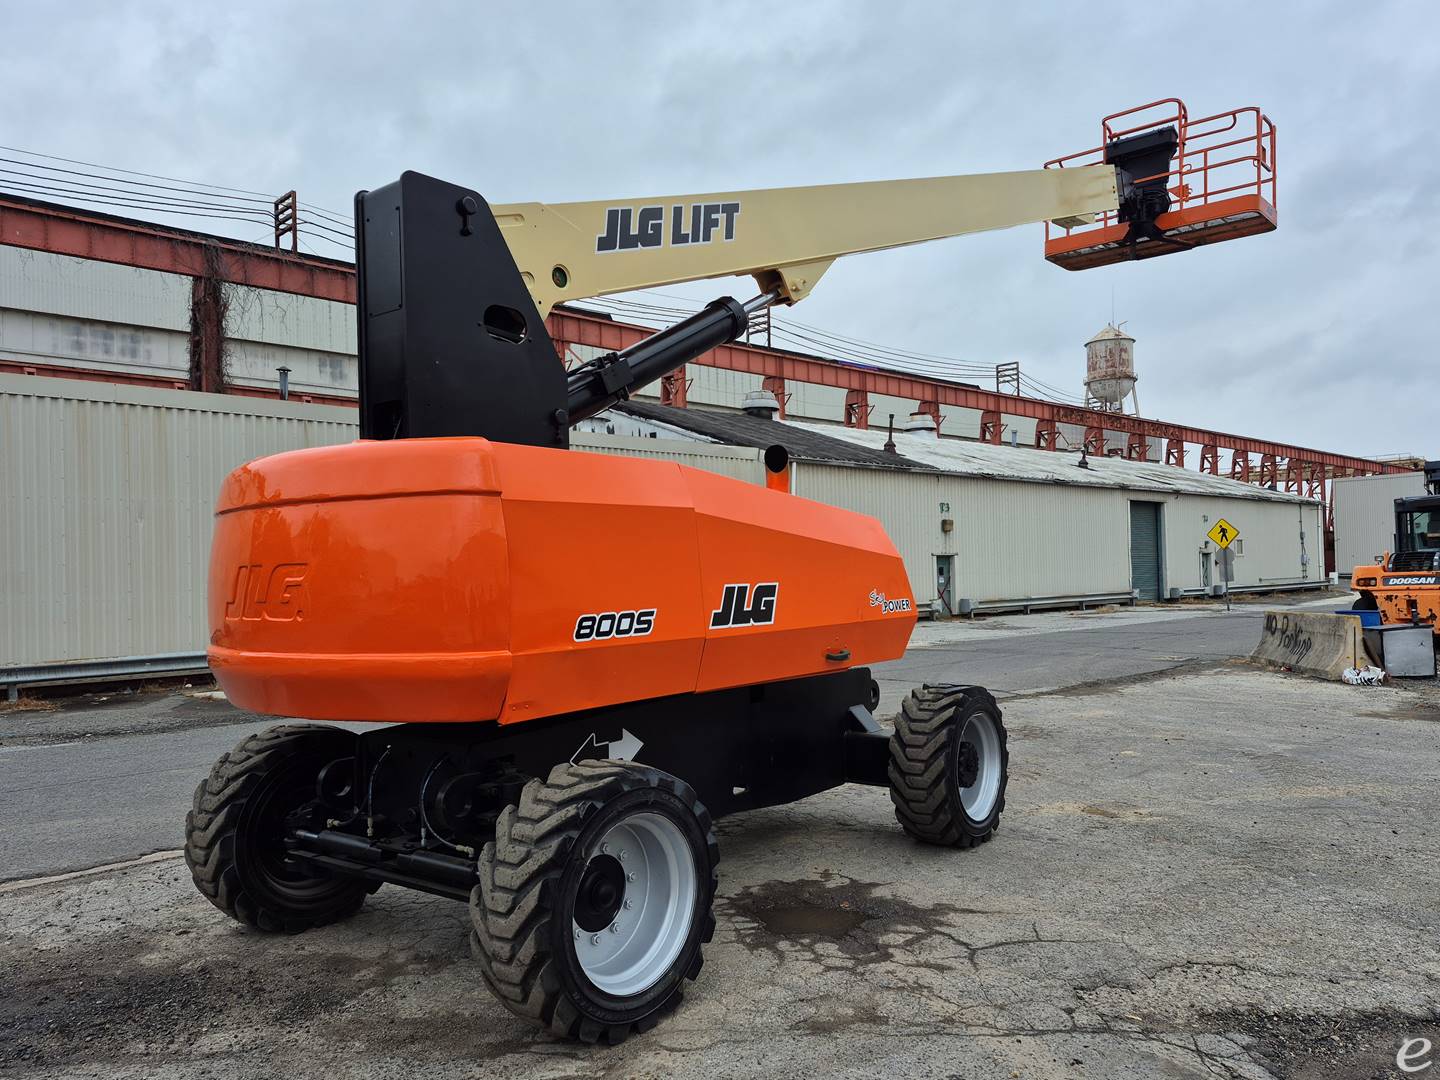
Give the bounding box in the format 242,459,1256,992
1353,592,1378,611
888,684,1008,847
184,723,373,933
470,759,718,1044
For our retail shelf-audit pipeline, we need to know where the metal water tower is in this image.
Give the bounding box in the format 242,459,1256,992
1084,324,1138,414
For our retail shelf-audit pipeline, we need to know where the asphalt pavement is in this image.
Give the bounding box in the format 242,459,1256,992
4,663,1437,1079
0,597,1340,883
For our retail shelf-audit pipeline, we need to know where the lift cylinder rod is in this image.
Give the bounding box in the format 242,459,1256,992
565,291,779,425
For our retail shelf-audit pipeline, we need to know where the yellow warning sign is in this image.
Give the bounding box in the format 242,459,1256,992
1207,518,1240,549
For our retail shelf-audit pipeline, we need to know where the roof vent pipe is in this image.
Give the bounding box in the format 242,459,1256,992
902,411,938,438
741,389,780,419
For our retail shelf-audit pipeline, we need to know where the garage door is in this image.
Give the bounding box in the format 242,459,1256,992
1130,502,1162,600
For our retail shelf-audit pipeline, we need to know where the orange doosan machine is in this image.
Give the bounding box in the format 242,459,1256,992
187,100,1276,1043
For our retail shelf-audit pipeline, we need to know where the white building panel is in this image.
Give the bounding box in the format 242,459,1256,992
1,374,356,668
684,365,763,409
1333,471,1428,576
0,246,190,331
784,380,846,423
224,339,358,398
573,431,762,484
792,464,1131,608
1157,495,1323,594
868,393,920,429
940,406,981,439
225,285,357,355
0,310,189,381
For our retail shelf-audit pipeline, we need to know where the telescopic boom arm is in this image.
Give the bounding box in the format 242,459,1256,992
493,167,1119,316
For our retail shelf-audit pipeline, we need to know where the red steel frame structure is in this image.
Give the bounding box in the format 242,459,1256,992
0,193,1408,536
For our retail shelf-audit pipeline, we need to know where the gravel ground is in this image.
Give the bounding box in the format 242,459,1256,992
2,664,1437,1079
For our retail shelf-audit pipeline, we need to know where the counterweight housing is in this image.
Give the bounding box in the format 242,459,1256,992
208,437,916,723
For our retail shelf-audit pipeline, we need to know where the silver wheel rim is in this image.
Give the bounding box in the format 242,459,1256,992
958,712,1002,822
573,811,697,997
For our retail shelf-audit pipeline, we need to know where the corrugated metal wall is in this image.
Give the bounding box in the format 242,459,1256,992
792,464,1133,606
1,375,357,667
572,431,762,483
1333,472,1427,576
0,379,763,667
794,462,1322,606
1158,494,1324,592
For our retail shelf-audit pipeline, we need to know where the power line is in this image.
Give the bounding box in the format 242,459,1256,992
0,154,273,205
0,168,278,219
0,142,355,248
0,178,276,225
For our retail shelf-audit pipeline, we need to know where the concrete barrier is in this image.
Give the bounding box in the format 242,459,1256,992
1251,611,1365,679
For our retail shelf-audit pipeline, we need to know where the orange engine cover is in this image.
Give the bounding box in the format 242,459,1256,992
208,438,916,724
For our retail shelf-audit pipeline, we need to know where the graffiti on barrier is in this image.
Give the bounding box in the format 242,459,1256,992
1263,612,1314,665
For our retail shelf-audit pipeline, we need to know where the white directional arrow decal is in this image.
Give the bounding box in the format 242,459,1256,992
570,727,645,764
609,728,643,761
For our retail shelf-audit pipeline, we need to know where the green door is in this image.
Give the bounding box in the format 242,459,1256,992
1129,502,1162,600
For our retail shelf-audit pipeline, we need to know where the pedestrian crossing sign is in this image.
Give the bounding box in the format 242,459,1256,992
1207,518,1239,549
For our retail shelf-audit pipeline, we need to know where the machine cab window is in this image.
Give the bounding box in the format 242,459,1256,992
1398,508,1440,552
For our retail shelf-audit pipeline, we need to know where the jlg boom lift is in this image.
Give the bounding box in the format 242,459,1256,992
187,100,1276,1043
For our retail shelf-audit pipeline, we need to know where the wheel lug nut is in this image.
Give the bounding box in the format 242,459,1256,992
627,872,636,882
591,934,601,945
601,843,609,854
623,899,633,910
610,922,620,933
619,849,627,860
574,928,580,940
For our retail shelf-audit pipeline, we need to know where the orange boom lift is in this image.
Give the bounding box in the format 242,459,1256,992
187,100,1276,1043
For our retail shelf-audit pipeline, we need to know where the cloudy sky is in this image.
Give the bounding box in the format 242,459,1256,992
5,1,1436,457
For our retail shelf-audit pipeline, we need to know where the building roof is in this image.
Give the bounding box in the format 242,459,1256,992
779,419,1316,504
615,400,936,472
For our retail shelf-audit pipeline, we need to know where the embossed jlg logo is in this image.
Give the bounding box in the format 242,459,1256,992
225,563,308,622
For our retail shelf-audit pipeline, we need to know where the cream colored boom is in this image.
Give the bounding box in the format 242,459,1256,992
492,166,1118,317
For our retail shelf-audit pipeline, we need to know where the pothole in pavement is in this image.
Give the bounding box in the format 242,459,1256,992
749,903,867,937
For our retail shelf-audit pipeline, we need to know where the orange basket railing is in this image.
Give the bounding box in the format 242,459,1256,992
1044,99,1276,246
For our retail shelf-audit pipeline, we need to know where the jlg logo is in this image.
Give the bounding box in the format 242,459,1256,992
710,583,778,630
225,563,308,622
596,202,741,253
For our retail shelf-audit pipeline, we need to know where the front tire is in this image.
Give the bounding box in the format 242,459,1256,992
184,723,373,933
470,759,718,1044
888,684,1008,847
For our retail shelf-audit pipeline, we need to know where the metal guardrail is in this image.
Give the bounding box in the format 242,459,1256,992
1,651,209,701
